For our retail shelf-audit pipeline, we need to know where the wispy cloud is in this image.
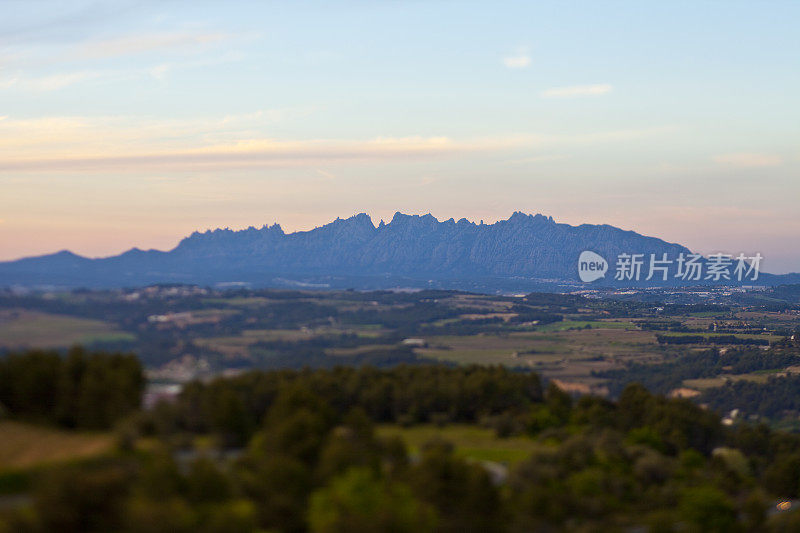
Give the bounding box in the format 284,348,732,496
504,154,568,165
315,169,336,180
0,49,243,91
0,112,301,160
712,153,782,168
505,127,672,147
541,84,613,98
149,64,170,80
0,69,130,92
502,48,531,69
0,28,235,92
0,113,671,173
26,71,100,91
0,135,469,173
73,31,228,60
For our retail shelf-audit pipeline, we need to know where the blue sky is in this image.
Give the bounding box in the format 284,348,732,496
1,1,798,272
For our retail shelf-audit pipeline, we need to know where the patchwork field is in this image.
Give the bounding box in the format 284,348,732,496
1,287,796,406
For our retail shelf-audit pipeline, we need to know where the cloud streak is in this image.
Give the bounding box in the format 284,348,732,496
712,153,782,168
0,137,470,173
13,71,103,91
0,114,672,173
541,84,613,98
73,31,228,60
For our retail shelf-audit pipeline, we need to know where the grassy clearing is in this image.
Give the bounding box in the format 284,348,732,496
0,310,133,349
441,295,515,313
78,332,138,344
202,297,273,306
376,424,540,465
0,421,113,471
683,377,727,390
325,344,399,356
684,372,779,390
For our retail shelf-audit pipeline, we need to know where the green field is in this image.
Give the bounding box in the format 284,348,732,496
376,424,541,465
0,310,134,349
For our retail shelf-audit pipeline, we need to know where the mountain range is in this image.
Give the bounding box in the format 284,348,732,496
2,212,797,291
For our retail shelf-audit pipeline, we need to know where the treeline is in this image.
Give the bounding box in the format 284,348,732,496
246,345,424,371
145,365,543,445
507,304,563,325
0,347,143,429
656,334,770,346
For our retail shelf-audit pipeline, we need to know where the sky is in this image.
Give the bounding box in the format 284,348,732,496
1,0,798,273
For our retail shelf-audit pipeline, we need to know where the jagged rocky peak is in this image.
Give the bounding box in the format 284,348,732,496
257,223,284,235
389,212,441,227
312,213,376,238
506,212,555,225
380,211,558,229
330,212,374,229
176,221,285,251
390,211,411,224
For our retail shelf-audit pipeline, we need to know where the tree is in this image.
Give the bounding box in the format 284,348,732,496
678,486,738,533
405,440,502,533
308,467,436,533
235,454,312,532
34,461,132,533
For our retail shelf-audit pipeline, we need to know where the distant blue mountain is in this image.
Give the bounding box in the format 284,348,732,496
1,212,797,290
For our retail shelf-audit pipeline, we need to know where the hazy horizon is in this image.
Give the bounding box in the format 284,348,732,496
2,1,798,273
